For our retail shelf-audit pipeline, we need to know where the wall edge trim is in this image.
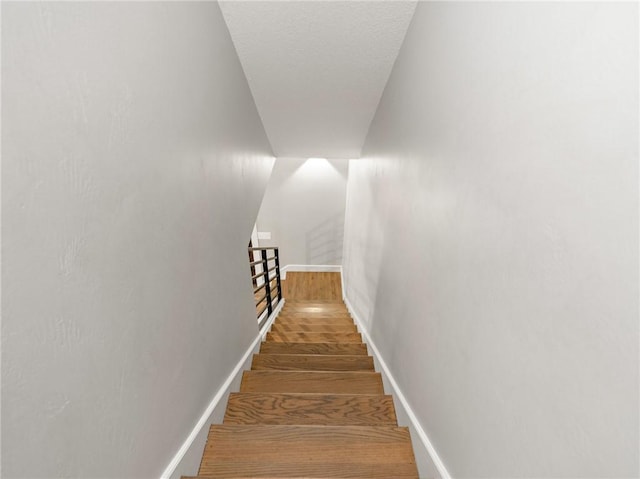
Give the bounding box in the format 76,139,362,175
340,273,451,479
159,299,285,479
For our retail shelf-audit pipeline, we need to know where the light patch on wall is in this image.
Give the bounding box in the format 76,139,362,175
291,157,345,182
307,157,329,165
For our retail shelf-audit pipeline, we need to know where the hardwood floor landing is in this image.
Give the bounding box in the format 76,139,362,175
281,272,342,300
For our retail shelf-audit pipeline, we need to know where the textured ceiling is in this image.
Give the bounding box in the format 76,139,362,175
219,1,417,159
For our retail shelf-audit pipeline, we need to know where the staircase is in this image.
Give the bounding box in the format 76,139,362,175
185,298,420,478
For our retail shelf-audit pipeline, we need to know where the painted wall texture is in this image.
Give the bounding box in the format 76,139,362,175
2,3,274,478
256,158,348,267
342,3,638,477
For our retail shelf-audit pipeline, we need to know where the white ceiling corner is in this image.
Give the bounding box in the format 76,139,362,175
219,1,417,159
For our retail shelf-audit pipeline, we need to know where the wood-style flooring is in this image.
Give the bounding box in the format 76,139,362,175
281,272,343,301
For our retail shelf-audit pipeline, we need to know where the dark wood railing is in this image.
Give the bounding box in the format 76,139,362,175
248,246,282,323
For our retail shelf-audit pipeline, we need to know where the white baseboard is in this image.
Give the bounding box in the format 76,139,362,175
159,299,285,479
281,264,341,280
340,276,450,479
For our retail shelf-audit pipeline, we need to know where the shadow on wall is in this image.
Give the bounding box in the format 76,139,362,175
305,211,345,264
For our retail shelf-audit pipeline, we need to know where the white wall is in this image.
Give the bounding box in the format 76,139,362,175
2,3,274,478
256,158,348,267
343,3,638,478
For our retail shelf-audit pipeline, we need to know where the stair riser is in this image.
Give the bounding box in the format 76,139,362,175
271,324,358,333
240,371,384,394
251,354,374,371
278,313,352,319
259,342,368,355
275,317,356,326
195,462,419,478
266,332,363,343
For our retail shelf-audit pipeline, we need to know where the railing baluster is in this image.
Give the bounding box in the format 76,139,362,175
248,246,282,323
261,249,273,317
274,247,282,302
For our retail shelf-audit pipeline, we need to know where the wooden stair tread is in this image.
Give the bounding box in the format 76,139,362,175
187,476,341,479
224,393,397,426
278,312,352,319
286,298,346,308
279,303,349,311
280,307,349,313
200,424,415,464
260,342,368,356
281,305,348,309
271,323,357,333
280,309,350,315
266,332,362,343
185,477,327,479
276,311,351,317
251,354,373,371
194,462,418,478
240,371,383,394
199,425,417,475
275,317,356,326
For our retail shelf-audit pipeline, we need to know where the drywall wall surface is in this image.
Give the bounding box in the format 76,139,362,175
2,3,274,478
256,158,348,267
342,2,639,477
